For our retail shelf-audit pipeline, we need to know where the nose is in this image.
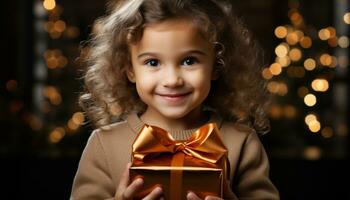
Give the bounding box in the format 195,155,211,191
161,66,184,87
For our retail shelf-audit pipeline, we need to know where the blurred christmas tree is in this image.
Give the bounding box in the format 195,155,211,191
266,0,349,159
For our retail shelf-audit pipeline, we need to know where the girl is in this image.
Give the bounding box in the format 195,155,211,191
71,0,280,199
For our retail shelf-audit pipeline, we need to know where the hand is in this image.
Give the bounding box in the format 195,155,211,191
186,192,222,200
115,162,164,200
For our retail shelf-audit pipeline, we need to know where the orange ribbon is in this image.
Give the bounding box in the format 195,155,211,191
132,123,228,199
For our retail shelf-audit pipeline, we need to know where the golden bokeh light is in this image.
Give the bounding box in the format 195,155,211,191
326,26,336,38
338,36,349,48
269,63,282,75
344,12,350,24
327,36,338,47
275,43,289,57
304,94,317,107
43,0,56,11
72,112,85,125
320,54,332,66
262,68,273,80
318,28,331,40
286,32,299,45
305,114,317,125
308,120,321,133
289,48,302,61
68,119,80,130
311,79,329,92
303,146,321,160
269,105,283,119
300,36,312,48
276,56,291,67
284,105,297,119
54,20,66,33
304,58,316,71
274,26,288,38
49,127,65,143
321,127,334,138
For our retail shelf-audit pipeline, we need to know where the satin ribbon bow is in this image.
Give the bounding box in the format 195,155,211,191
131,122,229,200
132,122,228,164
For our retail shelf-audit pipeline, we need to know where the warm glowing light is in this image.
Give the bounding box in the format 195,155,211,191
330,56,338,68
344,12,350,24
308,120,321,133
327,37,338,47
284,105,296,118
29,115,43,131
43,0,56,10
64,26,80,38
304,94,317,107
320,54,332,66
318,28,331,40
276,56,291,67
68,119,79,130
286,32,299,45
275,43,289,57
290,12,303,26
267,81,288,96
338,36,349,48
298,86,309,98
262,68,273,80
289,48,302,61
269,105,283,119
72,112,85,125
326,27,337,38
49,127,65,143
304,58,316,71
321,127,334,138
305,114,317,125
303,146,321,160
54,20,66,32
300,36,312,48
269,63,282,75
311,79,329,92
43,86,62,105
274,26,288,38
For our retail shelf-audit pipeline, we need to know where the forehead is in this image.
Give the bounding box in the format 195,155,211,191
130,19,213,53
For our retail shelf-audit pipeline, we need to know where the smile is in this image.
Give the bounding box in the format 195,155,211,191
157,92,191,103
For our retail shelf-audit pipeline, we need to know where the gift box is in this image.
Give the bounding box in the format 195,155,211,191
130,123,229,200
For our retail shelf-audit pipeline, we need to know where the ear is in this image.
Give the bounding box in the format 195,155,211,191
126,66,136,83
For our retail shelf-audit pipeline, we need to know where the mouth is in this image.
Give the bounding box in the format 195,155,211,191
156,92,191,102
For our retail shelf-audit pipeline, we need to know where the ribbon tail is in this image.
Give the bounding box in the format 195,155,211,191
170,152,185,200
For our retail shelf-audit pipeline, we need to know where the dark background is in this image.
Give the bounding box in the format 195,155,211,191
2,0,350,199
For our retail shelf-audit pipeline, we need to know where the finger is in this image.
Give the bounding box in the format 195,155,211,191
117,162,132,192
142,187,163,200
187,192,202,200
122,178,144,199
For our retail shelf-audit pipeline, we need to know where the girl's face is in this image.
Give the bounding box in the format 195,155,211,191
127,18,216,120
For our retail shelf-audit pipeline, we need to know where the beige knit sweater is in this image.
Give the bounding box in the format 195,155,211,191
70,112,280,200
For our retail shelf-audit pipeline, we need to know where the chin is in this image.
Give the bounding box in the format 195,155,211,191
158,109,192,119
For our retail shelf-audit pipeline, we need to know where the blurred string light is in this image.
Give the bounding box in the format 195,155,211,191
343,12,350,24
43,0,56,11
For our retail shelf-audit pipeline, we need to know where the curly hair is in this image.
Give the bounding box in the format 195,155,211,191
79,0,271,135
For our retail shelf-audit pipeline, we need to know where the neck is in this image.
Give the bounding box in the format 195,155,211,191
140,106,209,131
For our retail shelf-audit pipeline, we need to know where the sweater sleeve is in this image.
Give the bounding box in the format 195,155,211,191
70,130,115,200
233,131,280,200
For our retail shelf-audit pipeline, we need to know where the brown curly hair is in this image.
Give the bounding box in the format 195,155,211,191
79,0,271,135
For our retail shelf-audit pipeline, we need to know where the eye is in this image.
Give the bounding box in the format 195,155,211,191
145,59,160,67
182,57,198,66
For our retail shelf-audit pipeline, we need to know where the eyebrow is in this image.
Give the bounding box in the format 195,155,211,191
137,50,207,59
